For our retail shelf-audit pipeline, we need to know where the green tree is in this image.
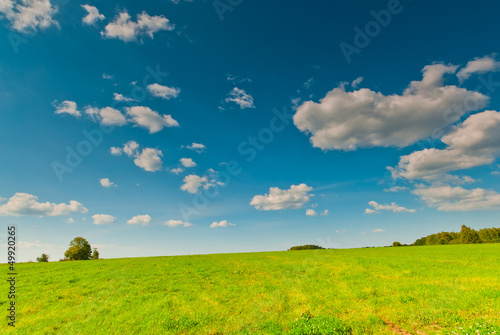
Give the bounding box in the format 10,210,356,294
64,237,92,260
36,253,49,262
392,241,402,247
459,225,481,244
91,248,100,260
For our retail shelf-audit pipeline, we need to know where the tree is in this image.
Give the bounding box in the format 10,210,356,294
91,248,99,260
459,225,481,244
64,237,92,260
36,253,49,262
392,241,402,247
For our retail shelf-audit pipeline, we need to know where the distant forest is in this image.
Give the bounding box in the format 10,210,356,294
412,225,500,246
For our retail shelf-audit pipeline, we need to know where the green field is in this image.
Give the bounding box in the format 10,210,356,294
2,244,500,334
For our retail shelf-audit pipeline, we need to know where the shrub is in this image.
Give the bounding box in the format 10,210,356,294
36,253,49,262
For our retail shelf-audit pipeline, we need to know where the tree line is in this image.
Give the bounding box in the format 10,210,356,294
410,225,500,246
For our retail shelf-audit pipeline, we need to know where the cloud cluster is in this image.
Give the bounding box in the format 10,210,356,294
250,184,313,211
225,87,255,109
210,220,235,228
294,63,488,151
457,55,500,82
184,142,206,153
111,141,163,172
127,214,151,225
164,220,192,227
0,0,58,33
101,11,174,42
365,201,416,214
412,185,500,211
0,193,87,216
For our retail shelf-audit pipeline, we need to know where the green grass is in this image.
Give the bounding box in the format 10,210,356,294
1,244,500,334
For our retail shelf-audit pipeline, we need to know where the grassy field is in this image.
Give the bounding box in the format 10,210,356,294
1,244,500,334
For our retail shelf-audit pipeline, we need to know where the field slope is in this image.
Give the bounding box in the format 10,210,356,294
1,244,500,334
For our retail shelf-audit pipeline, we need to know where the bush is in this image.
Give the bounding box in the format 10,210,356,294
289,245,325,251
36,253,49,262
392,241,402,247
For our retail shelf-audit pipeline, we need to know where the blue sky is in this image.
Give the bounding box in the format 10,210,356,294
1,0,500,262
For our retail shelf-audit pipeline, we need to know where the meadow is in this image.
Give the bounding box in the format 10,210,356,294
1,244,499,334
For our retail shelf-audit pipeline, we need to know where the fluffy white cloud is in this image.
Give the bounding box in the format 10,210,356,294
101,10,174,42
164,219,192,227
126,106,179,133
147,83,180,100
99,178,116,188
180,158,196,168
127,214,151,225
0,0,58,33
185,142,206,153
210,220,235,228
180,174,208,194
390,110,500,181
306,209,317,216
54,100,80,117
134,148,163,172
294,63,488,151
457,55,500,81
225,87,255,109
81,4,104,25
92,214,116,225
111,141,162,172
85,106,127,126
113,93,136,102
250,184,313,211
412,185,500,211
0,193,87,216
365,201,416,214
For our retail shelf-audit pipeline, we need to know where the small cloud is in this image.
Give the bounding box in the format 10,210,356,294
100,178,117,188
320,209,329,216
372,228,385,233
54,100,80,117
127,214,151,225
169,167,184,175
113,93,136,102
225,87,255,109
210,220,235,228
383,186,408,192
164,220,193,227
102,73,114,80
92,214,116,225
306,209,317,216
365,208,379,215
147,83,180,100
82,4,105,26
180,158,196,168
66,218,74,223
351,77,364,88
184,143,206,153
366,201,416,213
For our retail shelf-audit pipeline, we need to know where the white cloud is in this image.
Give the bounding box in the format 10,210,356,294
54,100,80,117
366,201,416,213
111,141,162,172
147,83,180,100
0,193,87,216
351,77,363,88
185,143,206,153
101,10,174,42
321,209,329,216
66,218,74,223
180,174,209,194
134,148,163,172
306,209,317,216
365,208,378,215
126,106,179,133
210,220,235,228
225,87,255,109
180,158,196,168
372,228,385,233
457,55,500,82
127,214,151,225
250,184,313,211
0,0,58,33
169,167,184,175
383,186,408,192
85,106,127,126
390,110,500,181
102,73,113,80
113,93,136,102
99,178,116,188
294,63,488,151
92,214,116,225
164,219,192,227
412,185,500,211
81,4,104,25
